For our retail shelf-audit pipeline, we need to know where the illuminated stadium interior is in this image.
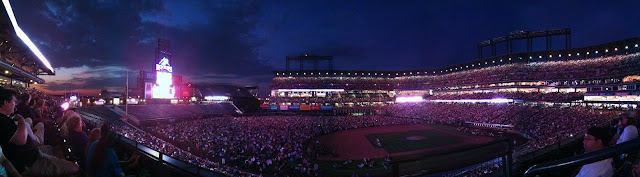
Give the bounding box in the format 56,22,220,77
3,0,640,177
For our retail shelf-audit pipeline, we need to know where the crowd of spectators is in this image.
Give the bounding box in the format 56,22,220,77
269,92,392,104
384,102,622,154
270,53,640,92
147,115,422,176
271,76,394,91
428,92,584,102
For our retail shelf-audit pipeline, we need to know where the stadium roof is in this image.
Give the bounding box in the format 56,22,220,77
1,0,54,75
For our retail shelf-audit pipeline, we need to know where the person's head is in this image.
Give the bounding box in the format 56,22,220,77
66,115,83,131
620,110,638,127
89,128,102,144
36,98,45,107
584,126,612,152
63,109,79,119
0,88,18,115
18,93,31,105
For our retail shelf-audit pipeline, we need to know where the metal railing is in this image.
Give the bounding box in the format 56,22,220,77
112,133,225,177
523,137,640,177
391,138,512,177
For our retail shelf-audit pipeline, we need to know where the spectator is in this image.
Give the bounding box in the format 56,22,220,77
0,88,78,176
86,124,125,177
576,126,614,177
0,88,39,173
15,93,35,121
67,116,89,162
615,110,638,144
0,146,21,177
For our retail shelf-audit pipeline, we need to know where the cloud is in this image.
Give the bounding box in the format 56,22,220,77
35,65,132,92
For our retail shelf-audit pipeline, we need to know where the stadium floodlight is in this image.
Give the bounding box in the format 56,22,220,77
615,48,618,51
492,61,495,63
625,46,629,49
595,51,598,54
635,44,638,47
577,53,580,56
559,54,561,57
568,54,572,57
276,73,279,75
2,0,54,73
605,49,608,52
4,70,7,74
499,59,502,62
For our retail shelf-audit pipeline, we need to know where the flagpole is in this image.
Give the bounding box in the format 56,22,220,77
126,70,128,117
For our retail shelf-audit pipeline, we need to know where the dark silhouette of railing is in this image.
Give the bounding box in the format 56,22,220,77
391,138,512,177
523,137,640,177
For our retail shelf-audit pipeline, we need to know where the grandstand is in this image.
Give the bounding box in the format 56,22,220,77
269,37,640,107
3,0,640,175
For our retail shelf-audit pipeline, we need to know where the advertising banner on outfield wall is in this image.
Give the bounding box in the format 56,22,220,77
300,105,311,110
321,106,333,110
289,105,300,110
311,105,321,110
280,105,289,110
270,105,278,110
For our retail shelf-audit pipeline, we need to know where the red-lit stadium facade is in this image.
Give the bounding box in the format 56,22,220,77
270,35,640,109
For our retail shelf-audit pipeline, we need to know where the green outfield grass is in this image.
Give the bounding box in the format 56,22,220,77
365,130,464,153
316,124,503,177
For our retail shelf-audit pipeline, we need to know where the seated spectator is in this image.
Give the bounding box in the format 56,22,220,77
615,110,639,144
87,128,102,149
60,110,80,138
86,124,125,177
32,98,46,121
15,93,35,122
576,126,614,177
0,146,21,177
0,88,78,175
66,116,89,162
0,89,40,173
